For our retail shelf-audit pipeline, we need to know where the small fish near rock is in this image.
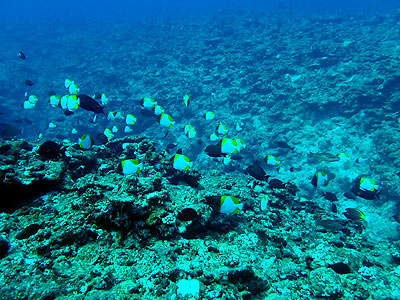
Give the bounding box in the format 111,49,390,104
245,164,270,181
308,152,340,162
343,208,365,222
37,141,65,159
329,262,351,274
322,192,338,202
275,141,294,151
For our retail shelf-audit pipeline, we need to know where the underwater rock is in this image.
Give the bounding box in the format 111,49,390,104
0,140,64,213
227,268,270,297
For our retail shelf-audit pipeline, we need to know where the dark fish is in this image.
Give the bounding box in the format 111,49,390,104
343,192,356,200
343,208,365,222
394,210,400,224
37,141,63,159
24,80,34,86
140,109,156,117
0,123,21,139
331,203,338,213
231,155,243,161
350,185,379,200
205,144,222,157
64,110,74,116
245,164,269,181
77,94,104,113
329,262,351,274
177,208,198,221
183,174,200,188
164,130,169,138
13,118,32,125
17,51,26,60
276,141,294,150
268,178,286,189
322,192,338,202
55,134,67,140
96,133,108,144
166,143,177,154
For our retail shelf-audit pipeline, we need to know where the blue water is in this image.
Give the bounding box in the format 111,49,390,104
0,0,399,23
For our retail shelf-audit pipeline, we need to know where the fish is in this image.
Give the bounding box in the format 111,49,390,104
216,123,228,135
166,143,177,153
351,177,380,200
24,80,34,86
17,51,26,60
140,109,157,117
343,208,365,222
121,159,143,175
220,138,239,155
276,141,294,151
205,195,244,214
152,105,164,115
141,97,157,108
359,177,379,192
78,134,93,150
126,114,137,126
177,208,198,221
311,171,328,187
337,153,350,163
260,195,269,211
172,154,193,171
96,133,109,144
245,164,270,181
329,262,351,274
13,118,32,125
103,128,114,141
204,111,215,120
343,192,356,200
265,155,279,166
308,152,340,162
183,173,200,188
0,123,21,139
210,133,219,142
350,185,379,200
23,95,38,110
268,178,286,189
65,79,80,94
159,113,175,128
37,141,64,159
183,94,190,107
184,124,196,138
322,192,338,202
49,95,60,107
64,110,74,116
205,144,223,157
77,94,104,113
